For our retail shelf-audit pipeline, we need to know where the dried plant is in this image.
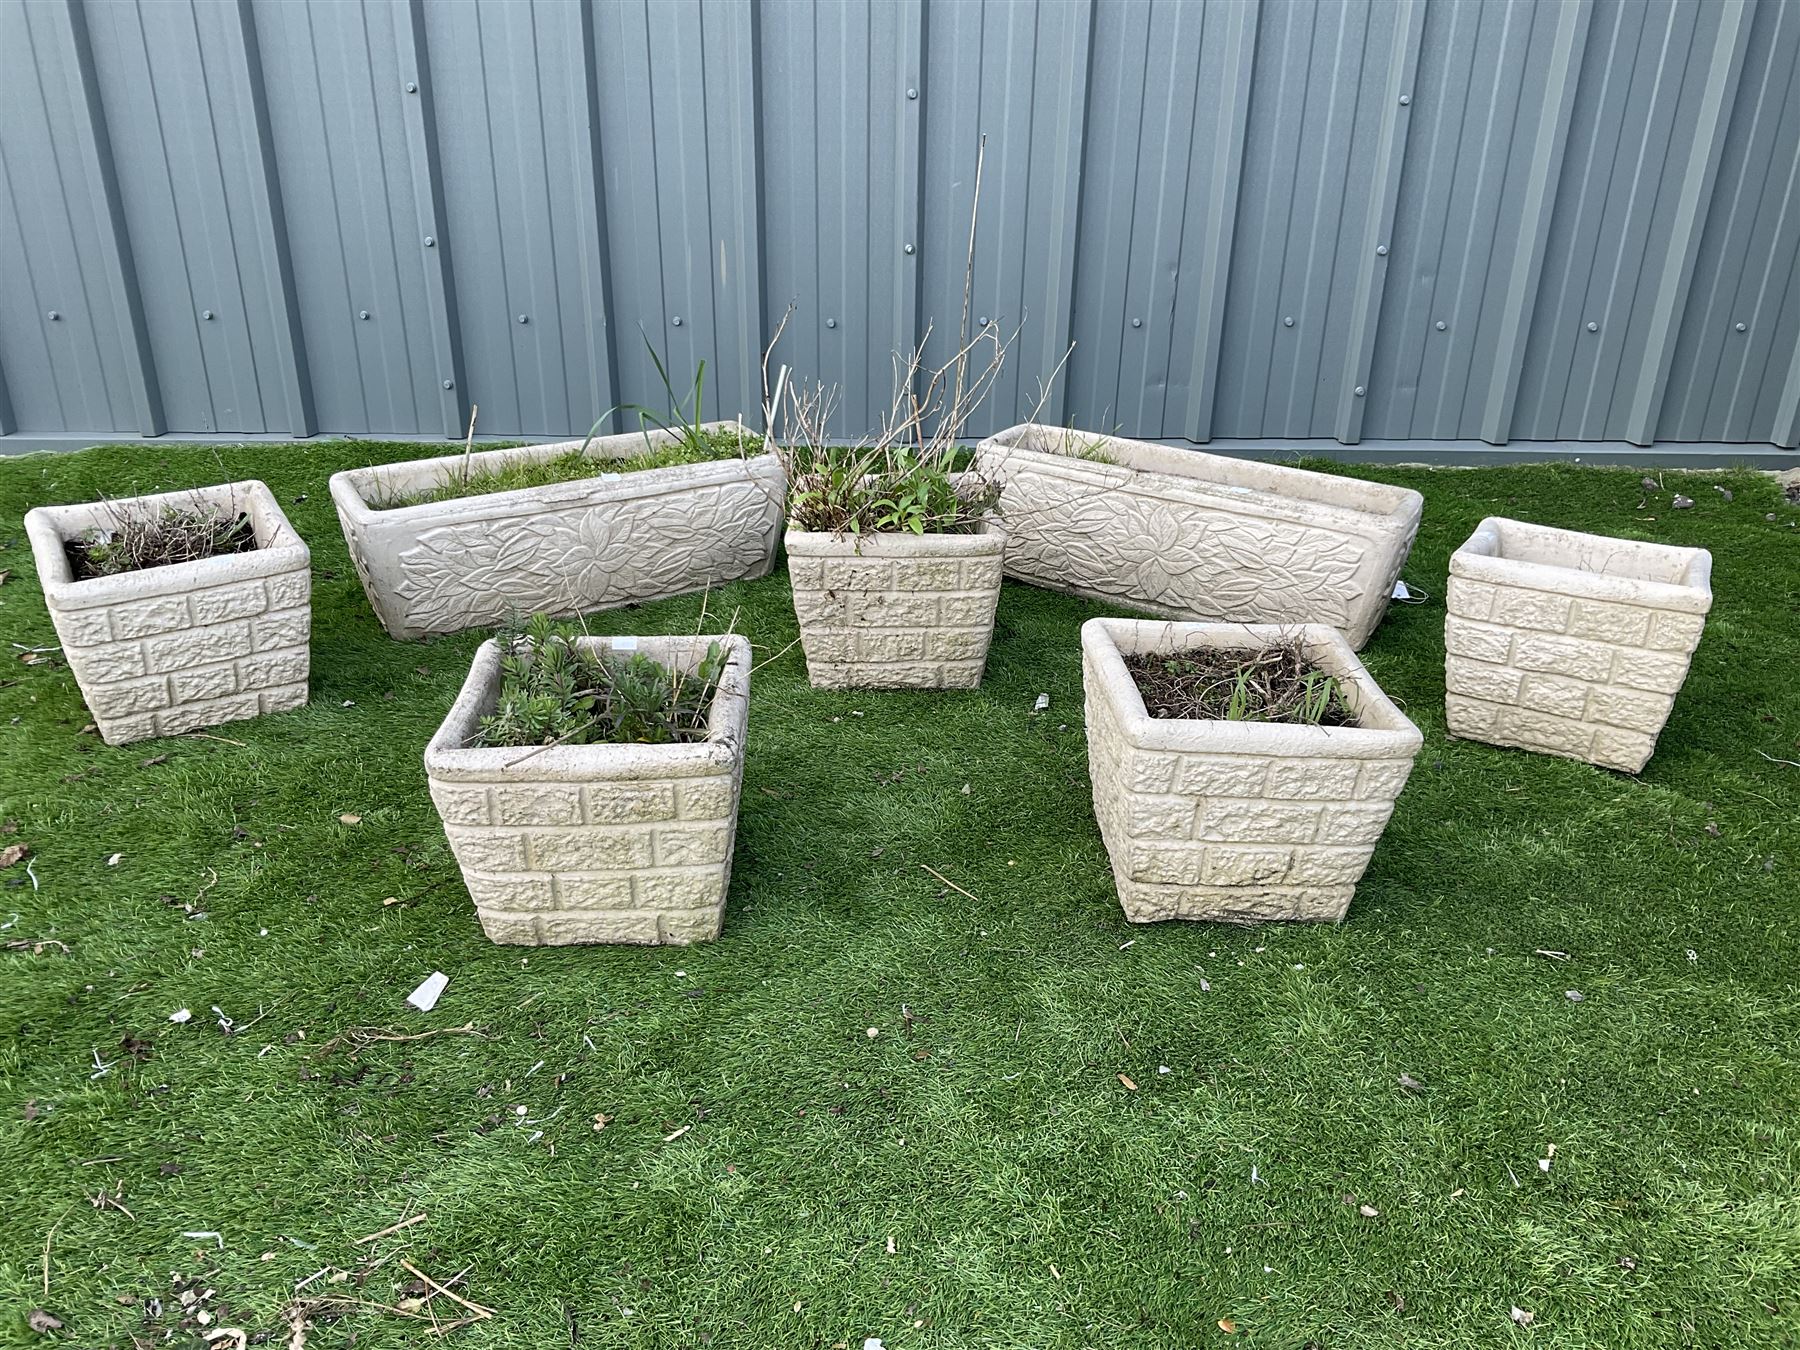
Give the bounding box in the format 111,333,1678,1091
763,136,1018,537
65,500,258,580
1124,640,1354,727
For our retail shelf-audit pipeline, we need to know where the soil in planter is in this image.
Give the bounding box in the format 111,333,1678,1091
374,425,761,510
65,505,257,580
1123,642,1355,727
474,615,728,748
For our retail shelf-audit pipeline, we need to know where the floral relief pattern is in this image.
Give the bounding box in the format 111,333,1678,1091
1000,469,1367,629
389,481,780,635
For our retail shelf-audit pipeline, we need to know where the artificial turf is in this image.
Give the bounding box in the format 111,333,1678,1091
0,441,1796,1349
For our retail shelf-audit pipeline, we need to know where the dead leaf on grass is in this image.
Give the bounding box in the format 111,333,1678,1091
1510,1306,1535,1326
1398,1072,1426,1093
0,569,11,586
338,814,362,826
1217,1318,1238,1334
28,1309,64,1334
0,842,28,868
140,754,169,768
1118,1074,1138,1091
1359,1204,1380,1218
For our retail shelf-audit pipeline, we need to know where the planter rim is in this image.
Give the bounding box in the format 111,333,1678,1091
1450,516,1712,614
783,523,1004,556
981,423,1422,532
25,479,309,610
425,633,751,783
1082,617,1422,759
329,420,773,527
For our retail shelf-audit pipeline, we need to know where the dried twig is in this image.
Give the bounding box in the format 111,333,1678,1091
398,1259,495,1321
186,732,247,747
352,1211,427,1245
42,1198,81,1296
919,863,983,904
1757,750,1800,769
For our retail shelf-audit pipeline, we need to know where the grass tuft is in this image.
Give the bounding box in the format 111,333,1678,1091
372,425,760,510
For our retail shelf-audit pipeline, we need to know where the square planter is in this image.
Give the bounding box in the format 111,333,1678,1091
329,422,785,640
1445,517,1712,773
24,481,311,746
977,425,1423,649
424,633,750,946
786,526,1004,689
1082,618,1422,924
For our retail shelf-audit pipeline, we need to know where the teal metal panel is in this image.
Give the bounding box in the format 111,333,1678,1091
0,0,1797,458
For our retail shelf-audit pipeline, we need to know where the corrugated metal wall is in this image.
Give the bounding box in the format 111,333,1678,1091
3,0,1798,457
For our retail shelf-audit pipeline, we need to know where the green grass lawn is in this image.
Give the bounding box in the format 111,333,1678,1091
1,442,1796,1349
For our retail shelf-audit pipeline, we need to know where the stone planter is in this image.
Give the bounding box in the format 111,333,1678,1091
330,422,784,640
1082,618,1422,924
24,481,311,746
977,425,1423,649
424,633,750,945
786,526,1004,689
1445,517,1712,773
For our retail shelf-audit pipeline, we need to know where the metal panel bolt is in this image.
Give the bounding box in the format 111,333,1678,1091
47,310,60,320
904,243,915,255
1283,315,1294,327
359,309,370,320
1587,321,1599,333
406,81,417,93
1354,385,1366,397
671,316,683,327
442,379,454,390
1399,93,1411,106
1376,244,1388,257
202,310,214,320
907,87,918,99
978,315,989,327
424,236,435,247
826,318,837,329
1735,321,1747,332
1131,317,1142,328
517,314,529,324
1435,320,1446,331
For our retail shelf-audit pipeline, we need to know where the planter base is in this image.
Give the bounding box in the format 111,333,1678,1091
787,529,1003,689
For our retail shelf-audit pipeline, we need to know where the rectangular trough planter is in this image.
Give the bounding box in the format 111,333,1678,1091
424,633,750,946
330,422,784,639
786,526,1004,689
1445,517,1712,773
1082,618,1421,924
977,425,1423,649
25,480,311,746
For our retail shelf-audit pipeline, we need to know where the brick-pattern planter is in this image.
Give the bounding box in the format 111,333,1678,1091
977,425,1422,649
1445,518,1712,773
1082,618,1421,924
330,422,784,640
24,481,311,746
424,634,750,946
786,527,1004,689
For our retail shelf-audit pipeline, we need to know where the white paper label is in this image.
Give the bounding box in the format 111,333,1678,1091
1392,580,1411,600
406,971,449,1013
